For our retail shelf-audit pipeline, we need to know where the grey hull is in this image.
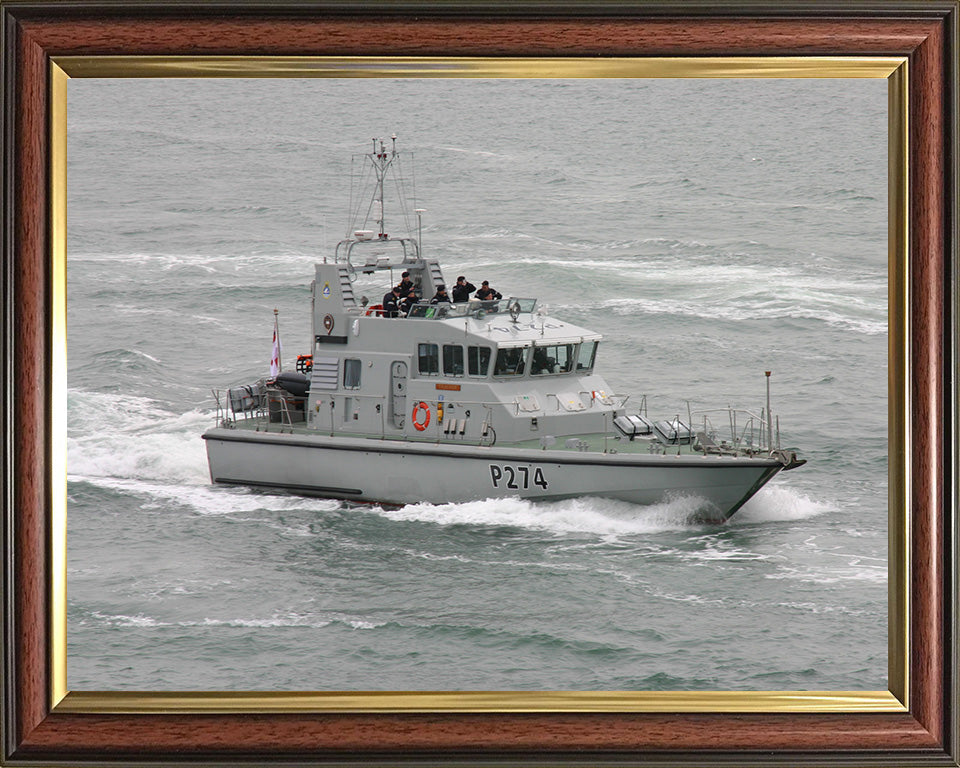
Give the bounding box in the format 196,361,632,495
203,428,782,520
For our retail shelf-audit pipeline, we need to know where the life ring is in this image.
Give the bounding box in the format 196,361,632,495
365,303,383,316
411,401,431,431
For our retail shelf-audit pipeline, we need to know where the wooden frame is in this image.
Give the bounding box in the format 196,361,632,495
2,2,957,765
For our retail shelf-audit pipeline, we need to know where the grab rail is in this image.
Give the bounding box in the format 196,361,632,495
689,407,780,453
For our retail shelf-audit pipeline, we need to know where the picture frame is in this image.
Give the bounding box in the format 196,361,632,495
2,2,957,765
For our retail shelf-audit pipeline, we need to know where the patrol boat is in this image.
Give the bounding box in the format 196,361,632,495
202,138,804,521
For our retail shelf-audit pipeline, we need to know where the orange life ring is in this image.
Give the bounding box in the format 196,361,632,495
365,303,383,316
411,401,431,431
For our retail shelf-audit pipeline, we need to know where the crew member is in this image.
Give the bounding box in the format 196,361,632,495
430,284,451,304
396,271,414,296
451,276,476,303
400,288,419,316
475,280,502,301
382,286,402,318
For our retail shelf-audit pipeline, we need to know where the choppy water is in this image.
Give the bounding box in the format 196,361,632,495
66,77,887,691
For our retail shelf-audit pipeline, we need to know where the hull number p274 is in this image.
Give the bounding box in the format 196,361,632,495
489,464,548,491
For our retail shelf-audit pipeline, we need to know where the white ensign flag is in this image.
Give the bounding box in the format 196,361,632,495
270,316,282,377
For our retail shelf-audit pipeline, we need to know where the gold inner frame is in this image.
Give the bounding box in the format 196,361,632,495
49,55,909,714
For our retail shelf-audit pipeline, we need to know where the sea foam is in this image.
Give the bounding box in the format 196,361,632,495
731,485,836,524
68,388,211,485
371,491,765,537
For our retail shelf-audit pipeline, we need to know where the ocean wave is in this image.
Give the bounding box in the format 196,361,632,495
595,295,886,336
763,561,887,585
104,305,232,330
370,495,708,535
487,251,886,337
418,622,653,656
826,187,880,203
69,126,217,151
731,485,837,524
71,475,342,520
367,488,819,537
74,348,163,376
437,145,503,158
68,389,212,485
79,610,383,631
163,204,276,217
67,249,319,269
68,389,187,434
775,600,872,617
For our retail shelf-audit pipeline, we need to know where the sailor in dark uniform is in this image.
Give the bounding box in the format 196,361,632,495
429,284,451,304
382,286,402,318
400,289,419,316
474,280,502,301
451,276,476,303
396,271,414,296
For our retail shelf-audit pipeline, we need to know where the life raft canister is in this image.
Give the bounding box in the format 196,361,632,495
411,401,431,431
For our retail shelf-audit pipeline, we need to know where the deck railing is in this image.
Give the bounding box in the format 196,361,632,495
213,385,781,456
689,407,781,454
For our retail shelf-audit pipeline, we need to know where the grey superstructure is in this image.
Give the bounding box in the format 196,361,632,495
202,138,804,521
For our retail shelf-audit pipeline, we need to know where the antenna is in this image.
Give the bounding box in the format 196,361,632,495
377,139,385,238
346,136,414,250
370,136,399,240
415,208,426,257
765,371,772,452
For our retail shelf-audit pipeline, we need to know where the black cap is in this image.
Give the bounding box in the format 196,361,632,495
401,271,410,278
482,280,489,286
437,284,446,291
457,275,465,282
392,286,401,294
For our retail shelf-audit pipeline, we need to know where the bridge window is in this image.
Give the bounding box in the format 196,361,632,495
468,345,491,376
343,358,362,389
576,340,599,372
531,343,575,376
443,345,464,376
493,347,527,377
418,343,439,375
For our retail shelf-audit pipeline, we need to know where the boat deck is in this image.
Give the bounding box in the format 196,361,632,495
215,416,756,458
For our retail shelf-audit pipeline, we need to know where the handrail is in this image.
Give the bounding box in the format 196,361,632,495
691,406,779,453
216,387,630,422
212,384,630,441
212,385,786,456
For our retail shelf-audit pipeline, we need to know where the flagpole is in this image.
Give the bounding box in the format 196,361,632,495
274,308,282,374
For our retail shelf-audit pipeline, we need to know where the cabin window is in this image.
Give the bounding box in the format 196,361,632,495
343,358,362,389
418,343,439,375
493,347,527,376
443,345,464,376
468,345,491,376
576,340,599,372
531,344,575,376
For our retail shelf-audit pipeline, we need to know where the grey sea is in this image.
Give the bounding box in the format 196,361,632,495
66,77,888,692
